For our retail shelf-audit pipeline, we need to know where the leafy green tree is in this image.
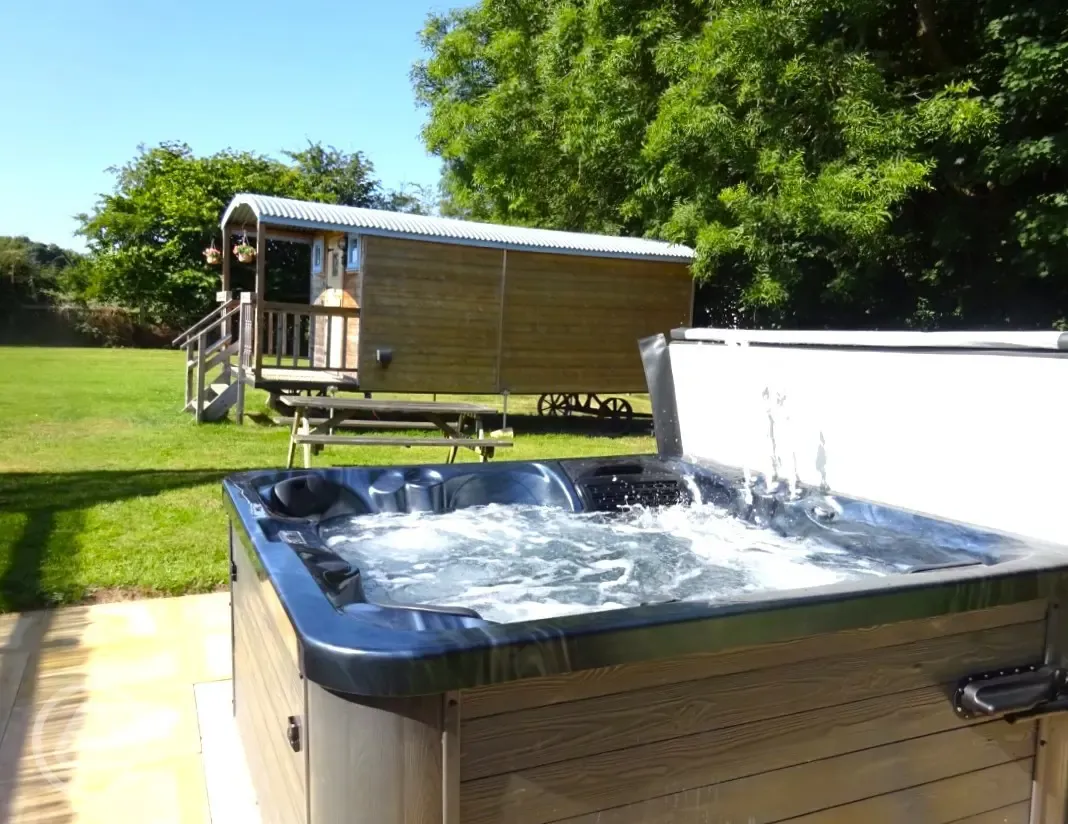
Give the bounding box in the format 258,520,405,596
415,0,1068,329
75,141,426,326
283,144,387,207
0,236,81,308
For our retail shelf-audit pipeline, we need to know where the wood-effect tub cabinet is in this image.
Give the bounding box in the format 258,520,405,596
230,526,1068,824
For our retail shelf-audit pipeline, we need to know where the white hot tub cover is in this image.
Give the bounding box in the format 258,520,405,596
642,328,1068,545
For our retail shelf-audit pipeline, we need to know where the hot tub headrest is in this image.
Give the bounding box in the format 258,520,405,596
271,475,343,518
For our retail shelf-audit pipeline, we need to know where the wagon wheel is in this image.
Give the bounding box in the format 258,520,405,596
597,397,634,432
569,394,593,415
538,393,572,417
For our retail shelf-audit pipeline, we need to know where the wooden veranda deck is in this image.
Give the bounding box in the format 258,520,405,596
254,368,360,392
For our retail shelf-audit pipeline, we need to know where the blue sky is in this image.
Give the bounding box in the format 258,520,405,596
0,0,461,251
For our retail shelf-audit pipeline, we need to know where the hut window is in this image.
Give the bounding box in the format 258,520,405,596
311,238,324,274
346,234,360,271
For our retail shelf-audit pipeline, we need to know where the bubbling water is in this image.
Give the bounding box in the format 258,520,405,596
319,502,924,624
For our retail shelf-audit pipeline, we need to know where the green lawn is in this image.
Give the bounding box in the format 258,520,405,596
0,347,654,612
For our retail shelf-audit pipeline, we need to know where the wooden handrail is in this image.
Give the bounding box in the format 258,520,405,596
258,300,361,319
174,304,224,346
173,298,240,346
200,330,236,361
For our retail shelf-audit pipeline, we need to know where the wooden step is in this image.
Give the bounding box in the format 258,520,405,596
292,435,513,448
197,382,239,423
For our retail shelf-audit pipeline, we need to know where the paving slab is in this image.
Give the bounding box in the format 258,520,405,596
0,753,210,823
0,593,241,824
195,680,260,824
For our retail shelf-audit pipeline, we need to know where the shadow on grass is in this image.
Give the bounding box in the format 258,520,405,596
0,470,237,822
0,469,239,613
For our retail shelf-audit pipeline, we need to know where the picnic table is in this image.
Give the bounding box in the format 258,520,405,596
278,395,513,468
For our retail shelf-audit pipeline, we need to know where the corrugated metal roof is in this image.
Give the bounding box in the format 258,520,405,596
221,194,694,262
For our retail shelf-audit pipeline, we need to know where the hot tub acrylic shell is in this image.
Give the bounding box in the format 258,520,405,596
224,457,1068,824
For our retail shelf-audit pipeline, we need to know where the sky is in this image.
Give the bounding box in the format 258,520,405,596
0,0,461,251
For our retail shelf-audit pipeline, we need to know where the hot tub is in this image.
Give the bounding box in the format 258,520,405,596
224,329,1068,824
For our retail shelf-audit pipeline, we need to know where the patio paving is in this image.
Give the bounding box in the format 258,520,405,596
0,592,258,823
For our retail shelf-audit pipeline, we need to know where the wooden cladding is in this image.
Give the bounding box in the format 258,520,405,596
498,251,692,394
358,237,503,392
460,599,1047,719
458,601,1047,824
231,530,305,824
306,687,445,824
356,237,693,393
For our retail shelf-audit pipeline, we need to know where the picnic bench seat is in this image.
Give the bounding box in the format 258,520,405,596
292,435,512,449
272,417,452,431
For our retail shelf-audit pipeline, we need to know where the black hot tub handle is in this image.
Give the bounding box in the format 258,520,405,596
954,665,1068,722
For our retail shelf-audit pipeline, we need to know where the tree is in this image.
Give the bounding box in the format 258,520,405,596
414,1,700,233
0,236,81,308
283,144,387,208
74,141,425,326
415,0,1068,329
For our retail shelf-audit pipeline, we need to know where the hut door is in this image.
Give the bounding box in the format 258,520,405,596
329,316,344,369
326,240,345,369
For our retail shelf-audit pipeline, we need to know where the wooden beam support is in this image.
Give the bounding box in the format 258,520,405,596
220,222,233,295
254,220,267,302
254,220,267,377
220,226,233,339
235,299,247,425
242,224,315,245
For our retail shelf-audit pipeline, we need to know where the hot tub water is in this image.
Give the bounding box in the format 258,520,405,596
319,501,975,624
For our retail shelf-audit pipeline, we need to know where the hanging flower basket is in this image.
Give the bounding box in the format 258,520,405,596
234,242,256,264
202,244,221,265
